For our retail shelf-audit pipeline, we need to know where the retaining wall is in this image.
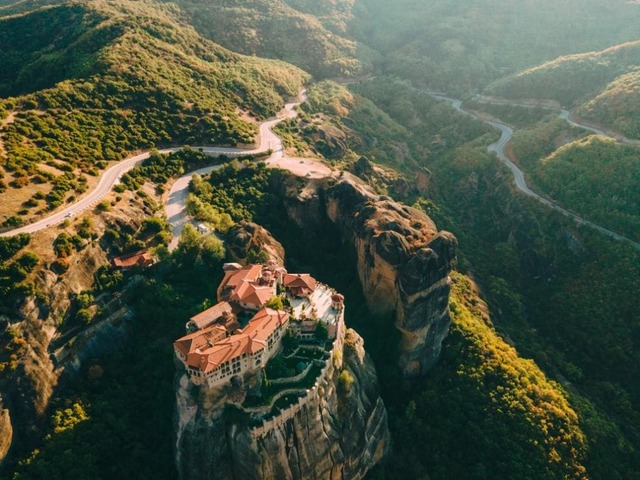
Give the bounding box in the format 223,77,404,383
249,309,345,439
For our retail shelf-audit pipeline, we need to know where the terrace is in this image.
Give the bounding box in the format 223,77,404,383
241,346,330,409
288,283,341,332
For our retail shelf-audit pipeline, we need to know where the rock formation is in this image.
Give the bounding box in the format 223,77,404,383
225,221,285,266
0,404,13,462
283,177,457,377
0,194,156,463
175,328,389,480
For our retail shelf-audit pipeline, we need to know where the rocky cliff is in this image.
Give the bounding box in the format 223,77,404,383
225,221,286,266
175,328,389,480
283,177,457,376
0,189,159,464
0,404,12,462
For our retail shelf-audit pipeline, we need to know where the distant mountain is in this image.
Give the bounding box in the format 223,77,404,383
352,0,640,94
170,0,374,78
488,41,640,139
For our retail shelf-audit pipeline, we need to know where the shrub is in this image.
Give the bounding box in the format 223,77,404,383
53,233,74,257
76,309,93,325
96,200,111,212
266,296,284,310
76,292,94,309
17,252,40,271
337,369,354,394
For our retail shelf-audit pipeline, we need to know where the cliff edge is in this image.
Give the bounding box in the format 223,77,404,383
284,178,457,377
175,327,389,480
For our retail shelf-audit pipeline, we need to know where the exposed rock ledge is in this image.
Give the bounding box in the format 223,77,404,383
175,329,389,480
283,178,457,377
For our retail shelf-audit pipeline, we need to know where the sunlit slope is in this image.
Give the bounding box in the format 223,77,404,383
170,0,373,78
0,0,308,225
488,41,640,106
353,0,640,93
488,40,640,138
389,273,589,480
577,70,640,139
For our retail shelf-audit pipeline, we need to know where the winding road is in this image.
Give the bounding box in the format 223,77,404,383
3,84,639,252
426,91,640,251
0,91,330,242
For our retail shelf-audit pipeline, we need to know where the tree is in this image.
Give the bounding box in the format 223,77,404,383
17,252,39,270
337,369,354,395
199,235,225,268
314,321,329,343
76,309,93,325
266,296,284,310
75,292,94,309
175,224,201,265
282,330,299,352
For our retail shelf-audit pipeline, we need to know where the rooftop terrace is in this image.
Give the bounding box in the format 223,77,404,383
289,283,341,327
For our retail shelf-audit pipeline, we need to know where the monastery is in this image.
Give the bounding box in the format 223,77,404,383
174,261,344,388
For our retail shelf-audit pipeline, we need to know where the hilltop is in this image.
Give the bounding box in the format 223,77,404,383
0,0,308,228
170,0,373,79
352,0,640,94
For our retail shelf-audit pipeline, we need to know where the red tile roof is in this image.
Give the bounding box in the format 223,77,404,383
217,264,263,300
188,301,234,331
182,307,289,374
112,250,154,269
174,324,227,357
283,273,317,291
230,282,273,308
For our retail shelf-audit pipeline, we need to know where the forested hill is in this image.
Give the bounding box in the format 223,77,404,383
0,0,307,110
170,0,373,79
488,40,640,139
351,0,640,94
488,41,640,106
0,0,308,227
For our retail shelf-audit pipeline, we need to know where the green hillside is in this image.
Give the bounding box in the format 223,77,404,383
0,0,308,225
577,69,640,139
536,136,640,240
383,273,588,480
353,0,640,94
488,41,640,106
170,0,371,78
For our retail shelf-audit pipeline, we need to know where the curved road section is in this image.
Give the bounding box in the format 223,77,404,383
164,91,332,250
427,92,640,251
0,92,315,239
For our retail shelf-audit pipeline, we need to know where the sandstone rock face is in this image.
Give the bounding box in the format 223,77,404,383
283,178,457,377
176,329,389,480
0,405,13,462
0,199,154,463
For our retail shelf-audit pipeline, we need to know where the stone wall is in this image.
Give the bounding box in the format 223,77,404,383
250,309,344,438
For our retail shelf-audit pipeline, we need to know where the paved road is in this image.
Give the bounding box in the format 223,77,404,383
164,91,331,250
0,92,317,238
427,92,640,251
473,94,640,146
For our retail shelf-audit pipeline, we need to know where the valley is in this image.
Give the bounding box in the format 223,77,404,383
1,1,640,479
